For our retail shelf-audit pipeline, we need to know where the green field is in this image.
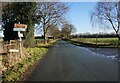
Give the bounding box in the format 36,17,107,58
72,38,119,45
64,38,120,48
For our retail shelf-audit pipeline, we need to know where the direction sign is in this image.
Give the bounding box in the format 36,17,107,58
14,24,27,28
14,23,27,31
14,28,26,31
9,49,19,53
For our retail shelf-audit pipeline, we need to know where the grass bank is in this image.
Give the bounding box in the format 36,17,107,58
2,39,57,81
64,38,120,48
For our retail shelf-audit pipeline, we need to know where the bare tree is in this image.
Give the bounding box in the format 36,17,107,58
37,2,68,44
48,24,61,39
90,2,120,40
61,23,76,38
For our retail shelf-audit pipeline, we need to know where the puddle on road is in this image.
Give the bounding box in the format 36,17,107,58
76,46,119,61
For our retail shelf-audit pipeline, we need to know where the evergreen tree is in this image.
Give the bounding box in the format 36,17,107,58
2,2,42,47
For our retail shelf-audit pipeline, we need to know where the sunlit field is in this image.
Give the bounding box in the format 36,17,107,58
72,38,119,45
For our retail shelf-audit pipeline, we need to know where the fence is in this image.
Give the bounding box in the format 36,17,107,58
1,40,25,70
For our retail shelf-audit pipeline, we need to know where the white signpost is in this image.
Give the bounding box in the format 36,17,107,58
13,28,26,31
9,49,19,53
13,23,27,58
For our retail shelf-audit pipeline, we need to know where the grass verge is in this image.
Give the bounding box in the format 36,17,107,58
2,39,57,81
2,47,47,81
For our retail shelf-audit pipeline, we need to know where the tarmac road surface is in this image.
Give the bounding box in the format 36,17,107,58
25,40,118,81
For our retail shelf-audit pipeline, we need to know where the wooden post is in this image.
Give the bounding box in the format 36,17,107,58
18,31,22,58
14,22,27,59
96,34,98,45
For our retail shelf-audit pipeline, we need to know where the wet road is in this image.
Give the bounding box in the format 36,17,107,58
25,40,118,81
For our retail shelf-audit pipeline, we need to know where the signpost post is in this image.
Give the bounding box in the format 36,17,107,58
13,22,27,58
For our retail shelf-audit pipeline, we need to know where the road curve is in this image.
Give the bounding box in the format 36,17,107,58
25,40,118,81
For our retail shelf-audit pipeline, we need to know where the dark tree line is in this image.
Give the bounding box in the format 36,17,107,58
2,2,42,47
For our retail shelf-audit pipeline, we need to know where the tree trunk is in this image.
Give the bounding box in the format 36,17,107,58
24,23,35,47
44,33,47,44
118,36,120,45
53,37,55,40
119,36,120,40
116,33,120,40
43,25,47,44
117,34,120,45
